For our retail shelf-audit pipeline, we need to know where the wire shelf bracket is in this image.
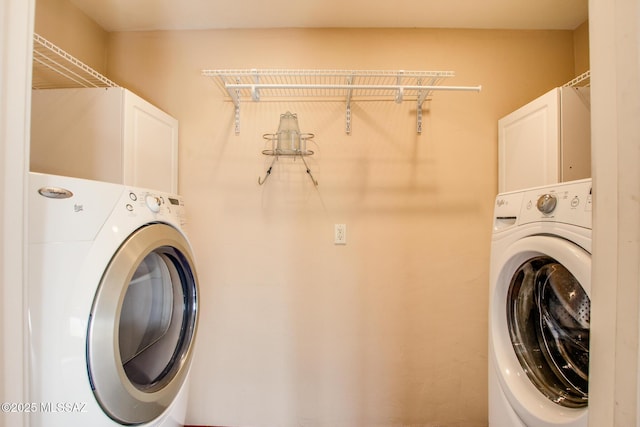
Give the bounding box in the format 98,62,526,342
202,69,481,135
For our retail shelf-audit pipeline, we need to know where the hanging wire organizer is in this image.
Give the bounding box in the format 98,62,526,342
202,69,481,134
32,33,119,89
259,111,318,186
259,132,318,186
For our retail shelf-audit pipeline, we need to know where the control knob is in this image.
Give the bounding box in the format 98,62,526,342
536,193,557,214
145,195,161,213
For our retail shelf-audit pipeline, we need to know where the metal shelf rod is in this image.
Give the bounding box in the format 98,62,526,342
225,83,482,93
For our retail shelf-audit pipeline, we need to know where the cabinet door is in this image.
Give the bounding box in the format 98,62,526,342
123,90,178,193
498,88,560,193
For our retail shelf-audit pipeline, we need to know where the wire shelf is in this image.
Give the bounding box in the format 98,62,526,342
32,33,118,90
563,70,590,88
202,68,481,134
203,69,463,101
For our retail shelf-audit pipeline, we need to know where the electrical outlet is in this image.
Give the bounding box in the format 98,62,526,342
334,224,346,245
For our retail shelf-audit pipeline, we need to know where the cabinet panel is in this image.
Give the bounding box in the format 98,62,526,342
560,87,591,183
498,88,560,193
30,87,178,193
30,88,124,183
498,87,590,193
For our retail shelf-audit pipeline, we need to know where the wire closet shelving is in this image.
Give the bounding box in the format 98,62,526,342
32,33,119,90
563,70,590,88
202,69,482,134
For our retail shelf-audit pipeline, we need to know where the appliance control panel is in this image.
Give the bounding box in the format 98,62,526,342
493,178,592,231
518,179,592,229
123,189,187,229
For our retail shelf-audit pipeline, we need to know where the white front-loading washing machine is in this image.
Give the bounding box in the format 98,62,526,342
27,172,199,426
488,179,592,427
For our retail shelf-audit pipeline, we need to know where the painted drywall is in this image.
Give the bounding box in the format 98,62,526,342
573,20,590,75
102,28,578,427
34,0,108,73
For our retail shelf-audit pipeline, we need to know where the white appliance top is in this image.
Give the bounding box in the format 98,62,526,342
29,172,187,244
493,178,592,233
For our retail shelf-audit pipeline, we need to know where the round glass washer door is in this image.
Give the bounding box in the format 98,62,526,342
87,223,198,425
506,249,590,408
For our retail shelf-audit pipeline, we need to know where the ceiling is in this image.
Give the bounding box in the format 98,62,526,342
69,0,588,32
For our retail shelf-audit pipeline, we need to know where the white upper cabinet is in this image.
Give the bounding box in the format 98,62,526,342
30,87,179,193
498,86,591,193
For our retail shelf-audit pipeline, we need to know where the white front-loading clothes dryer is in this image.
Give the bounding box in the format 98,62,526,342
27,173,199,427
488,179,592,427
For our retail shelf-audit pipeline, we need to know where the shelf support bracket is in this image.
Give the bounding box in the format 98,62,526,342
224,77,243,134
395,71,404,104
234,104,241,135
345,75,353,134
416,78,427,134
251,69,260,101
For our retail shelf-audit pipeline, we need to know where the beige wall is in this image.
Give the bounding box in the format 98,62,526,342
34,0,108,73
574,20,590,75
104,28,576,426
